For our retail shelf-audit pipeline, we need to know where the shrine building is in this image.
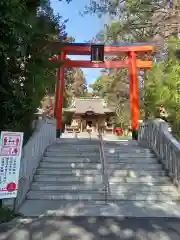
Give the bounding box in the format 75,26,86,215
64,97,115,134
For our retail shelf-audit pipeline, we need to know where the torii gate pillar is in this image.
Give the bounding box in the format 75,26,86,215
128,51,139,140
55,53,66,138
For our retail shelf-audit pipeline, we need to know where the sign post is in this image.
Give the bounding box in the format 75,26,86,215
0,131,23,207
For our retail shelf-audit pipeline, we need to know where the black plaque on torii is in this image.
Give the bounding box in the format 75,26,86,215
91,44,104,62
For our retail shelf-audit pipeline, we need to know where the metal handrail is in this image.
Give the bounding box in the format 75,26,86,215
98,130,110,203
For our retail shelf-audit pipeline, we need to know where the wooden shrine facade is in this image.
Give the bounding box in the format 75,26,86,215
64,97,115,134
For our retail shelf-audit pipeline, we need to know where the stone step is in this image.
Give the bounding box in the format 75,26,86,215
44,152,155,159
46,148,155,154
31,182,177,192
39,162,102,169
38,162,163,170
19,199,180,217
106,155,156,159
109,175,170,183
103,141,143,145
41,157,100,164
110,192,180,201
108,170,167,177
35,169,166,176
48,146,100,150
27,191,105,200
31,183,103,191
47,150,99,155
104,143,149,146
106,158,158,163
50,145,98,150
109,183,178,192
34,175,170,183
42,156,100,162
44,149,156,159
52,142,100,147
36,169,101,175
108,154,156,158
26,190,180,201
34,175,101,182
42,156,158,164
106,151,155,156
44,152,99,157
51,141,96,144
48,146,152,153
105,149,155,154
47,144,100,148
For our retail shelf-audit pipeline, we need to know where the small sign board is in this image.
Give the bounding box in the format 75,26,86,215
0,131,24,199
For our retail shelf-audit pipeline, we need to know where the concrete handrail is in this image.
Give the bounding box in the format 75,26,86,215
138,119,180,186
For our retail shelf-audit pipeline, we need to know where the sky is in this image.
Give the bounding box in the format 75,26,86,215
50,0,105,86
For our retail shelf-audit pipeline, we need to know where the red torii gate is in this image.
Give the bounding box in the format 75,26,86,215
50,42,153,139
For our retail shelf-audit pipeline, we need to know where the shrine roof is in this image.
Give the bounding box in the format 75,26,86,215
64,97,115,114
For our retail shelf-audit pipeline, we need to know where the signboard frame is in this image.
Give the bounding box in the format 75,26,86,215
0,131,24,200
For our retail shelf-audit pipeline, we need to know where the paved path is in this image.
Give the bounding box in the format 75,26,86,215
0,216,180,239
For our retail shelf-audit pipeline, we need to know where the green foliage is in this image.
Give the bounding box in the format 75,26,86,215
90,69,130,128
143,37,180,138
143,63,165,118
0,0,68,142
65,68,87,104
0,207,22,223
86,0,156,128
62,67,87,126
87,0,180,56
86,0,180,134
90,75,105,94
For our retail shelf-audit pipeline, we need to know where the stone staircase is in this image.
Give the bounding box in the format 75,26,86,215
19,138,180,217
27,139,105,201
104,141,180,201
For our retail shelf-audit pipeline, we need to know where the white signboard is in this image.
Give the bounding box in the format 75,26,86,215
0,131,23,199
